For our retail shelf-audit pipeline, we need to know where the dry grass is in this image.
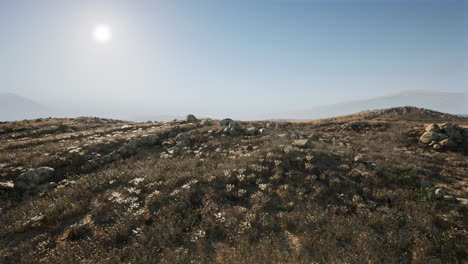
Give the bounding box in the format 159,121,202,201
0,112,467,263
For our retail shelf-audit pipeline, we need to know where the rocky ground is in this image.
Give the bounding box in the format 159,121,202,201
0,108,467,263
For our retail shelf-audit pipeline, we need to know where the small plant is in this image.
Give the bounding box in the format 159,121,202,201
56,123,70,132
416,187,437,202
393,170,417,186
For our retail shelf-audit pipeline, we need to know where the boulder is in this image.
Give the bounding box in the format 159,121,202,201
419,123,467,151
140,134,159,145
117,139,140,157
419,131,447,144
228,121,241,130
175,132,191,147
185,114,198,123
219,118,233,127
14,167,55,190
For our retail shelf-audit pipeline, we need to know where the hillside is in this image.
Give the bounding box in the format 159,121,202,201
0,93,54,122
0,109,467,263
281,91,468,120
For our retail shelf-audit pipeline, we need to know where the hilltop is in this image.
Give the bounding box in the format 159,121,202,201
281,91,468,120
0,108,467,263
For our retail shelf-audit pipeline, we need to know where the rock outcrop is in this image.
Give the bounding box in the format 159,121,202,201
419,123,468,151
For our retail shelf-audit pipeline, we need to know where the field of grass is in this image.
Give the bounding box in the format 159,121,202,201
1,110,467,263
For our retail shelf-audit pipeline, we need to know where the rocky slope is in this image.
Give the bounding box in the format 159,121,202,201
0,109,467,263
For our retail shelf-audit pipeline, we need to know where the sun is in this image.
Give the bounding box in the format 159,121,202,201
93,24,112,44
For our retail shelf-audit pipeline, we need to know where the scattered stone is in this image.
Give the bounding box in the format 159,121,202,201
14,167,55,190
0,181,14,190
292,139,313,148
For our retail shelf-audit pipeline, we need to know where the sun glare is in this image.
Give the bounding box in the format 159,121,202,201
93,24,112,44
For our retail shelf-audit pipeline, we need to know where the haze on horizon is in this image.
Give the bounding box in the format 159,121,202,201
1,0,466,120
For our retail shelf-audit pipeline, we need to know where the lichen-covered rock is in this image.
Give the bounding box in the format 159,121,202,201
14,167,55,190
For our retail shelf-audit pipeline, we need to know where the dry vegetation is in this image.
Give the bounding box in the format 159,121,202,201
1,108,467,263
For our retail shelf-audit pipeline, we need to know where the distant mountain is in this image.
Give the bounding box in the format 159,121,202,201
280,91,468,120
0,93,54,121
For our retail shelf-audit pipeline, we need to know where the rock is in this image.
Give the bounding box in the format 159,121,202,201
292,139,313,148
219,118,233,126
140,134,159,145
228,121,241,130
419,131,446,144
185,114,198,123
0,181,14,190
200,119,212,126
259,128,269,135
435,187,449,197
36,182,57,192
175,132,190,142
117,139,139,157
266,123,276,129
438,138,458,149
14,167,55,190
432,143,442,150
175,132,191,147
246,127,257,136
419,123,467,151
424,124,440,132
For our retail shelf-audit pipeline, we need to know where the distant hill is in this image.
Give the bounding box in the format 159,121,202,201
306,106,468,124
281,91,468,120
0,93,53,121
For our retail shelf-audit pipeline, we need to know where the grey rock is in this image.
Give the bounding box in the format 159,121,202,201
246,127,257,136
175,132,190,142
14,167,55,190
219,118,233,126
185,114,198,123
117,139,140,157
140,134,159,145
36,182,57,192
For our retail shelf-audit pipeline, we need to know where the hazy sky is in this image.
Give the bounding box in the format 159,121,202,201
0,0,466,119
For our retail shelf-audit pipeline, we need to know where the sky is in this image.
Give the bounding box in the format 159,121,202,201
0,0,466,120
